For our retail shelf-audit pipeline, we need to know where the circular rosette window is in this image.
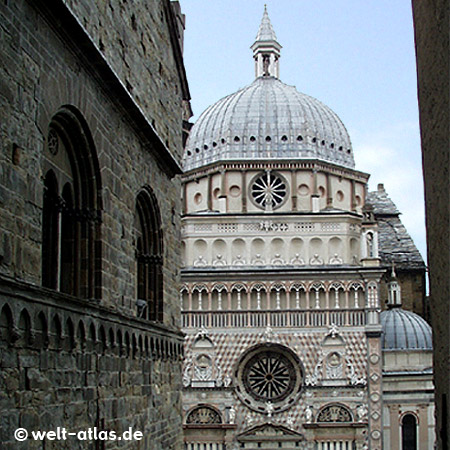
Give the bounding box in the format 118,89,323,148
234,344,304,413
249,171,288,210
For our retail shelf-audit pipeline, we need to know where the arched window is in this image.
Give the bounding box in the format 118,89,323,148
135,187,163,321
402,413,417,450
317,404,353,423
41,106,102,298
186,405,222,425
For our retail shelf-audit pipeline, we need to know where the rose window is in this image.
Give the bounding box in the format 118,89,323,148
250,172,288,210
235,344,304,414
244,351,295,402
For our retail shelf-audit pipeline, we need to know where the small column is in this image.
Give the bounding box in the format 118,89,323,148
275,291,281,309
334,290,340,308
256,291,261,310
188,291,193,327
218,290,223,310
227,291,232,310
286,290,291,326
361,231,368,259
295,290,300,309
373,231,379,258
266,290,271,310
247,291,251,310
325,290,330,309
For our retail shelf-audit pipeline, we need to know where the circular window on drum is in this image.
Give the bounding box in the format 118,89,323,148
235,344,303,413
250,171,288,210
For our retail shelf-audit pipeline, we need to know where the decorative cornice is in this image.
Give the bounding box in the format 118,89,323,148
181,159,369,183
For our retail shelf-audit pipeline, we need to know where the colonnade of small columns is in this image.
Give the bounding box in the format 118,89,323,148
315,441,354,450
180,281,379,312
184,443,225,450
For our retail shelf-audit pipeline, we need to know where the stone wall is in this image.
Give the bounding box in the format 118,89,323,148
0,279,184,449
0,0,183,322
0,0,188,448
411,0,449,448
61,0,186,162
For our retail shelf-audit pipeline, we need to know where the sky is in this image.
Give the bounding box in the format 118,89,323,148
180,0,427,264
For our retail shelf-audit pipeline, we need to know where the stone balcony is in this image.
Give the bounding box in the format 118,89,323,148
181,308,367,329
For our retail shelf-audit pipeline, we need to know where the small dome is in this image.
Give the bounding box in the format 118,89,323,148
380,307,432,351
184,77,354,171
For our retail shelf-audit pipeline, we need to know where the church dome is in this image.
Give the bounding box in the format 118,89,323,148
183,7,354,172
183,78,354,171
380,307,432,351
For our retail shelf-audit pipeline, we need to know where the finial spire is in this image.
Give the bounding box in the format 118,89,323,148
251,6,282,78
387,263,402,308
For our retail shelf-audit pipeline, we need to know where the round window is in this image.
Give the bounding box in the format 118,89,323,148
243,350,296,402
250,171,288,210
235,344,303,413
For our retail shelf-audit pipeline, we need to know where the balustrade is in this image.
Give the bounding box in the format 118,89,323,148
182,308,367,328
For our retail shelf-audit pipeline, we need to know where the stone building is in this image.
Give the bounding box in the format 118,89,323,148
0,0,190,449
381,269,434,449
366,184,427,318
412,1,449,448
180,8,434,450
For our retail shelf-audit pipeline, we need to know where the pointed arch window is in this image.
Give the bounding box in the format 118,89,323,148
41,106,102,299
135,187,163,321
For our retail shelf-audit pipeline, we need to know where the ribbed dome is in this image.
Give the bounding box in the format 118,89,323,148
380,307,432,351
183,77,354,171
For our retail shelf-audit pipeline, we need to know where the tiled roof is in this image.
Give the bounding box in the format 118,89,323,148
367,184,425,270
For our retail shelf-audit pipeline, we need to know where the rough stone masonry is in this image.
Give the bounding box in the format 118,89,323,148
0,0,191,448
